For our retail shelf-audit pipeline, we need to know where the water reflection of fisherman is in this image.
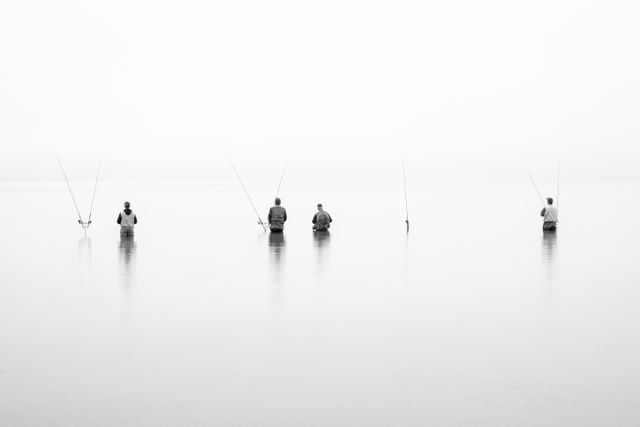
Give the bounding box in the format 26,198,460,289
541,229,558,288
119,233,137,293
267,218,286,323
542,229,557,262
312,228,330,277
119,235,137,267
313,229,330,248
268,231,285,259
268,230,286,291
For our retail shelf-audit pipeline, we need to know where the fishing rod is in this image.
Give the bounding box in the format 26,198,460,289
87,149,103,226
523,161,545,207
402,155,409,232
53,148,104,229
556,159,560,219
53,148,85,226
224,153,267,231
274,157,287,199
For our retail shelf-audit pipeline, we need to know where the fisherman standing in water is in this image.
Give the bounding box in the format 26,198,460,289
312,203,332,232
117,201,137,237
268,198,287,233
540,197,558,231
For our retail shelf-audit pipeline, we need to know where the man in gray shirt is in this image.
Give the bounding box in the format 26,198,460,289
268,198,287,233
312,203,332,232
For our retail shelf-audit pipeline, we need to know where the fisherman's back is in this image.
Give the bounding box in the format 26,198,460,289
542,206,558,223
540,205,558,231
313,210,332,231
117,204,137,236
268,206,287,231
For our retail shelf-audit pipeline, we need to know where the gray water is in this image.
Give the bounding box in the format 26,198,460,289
1,181,639,426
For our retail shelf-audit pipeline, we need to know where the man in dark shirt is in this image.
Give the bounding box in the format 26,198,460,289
312,204,332,232
268,198,287,232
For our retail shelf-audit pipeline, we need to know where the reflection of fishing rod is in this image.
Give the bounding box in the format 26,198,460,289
53,148,85,227
402,155,409,232
224,153,267,231
274,157,287,199
523,161,545,207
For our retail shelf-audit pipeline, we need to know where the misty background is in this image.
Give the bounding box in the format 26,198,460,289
1,0,638,183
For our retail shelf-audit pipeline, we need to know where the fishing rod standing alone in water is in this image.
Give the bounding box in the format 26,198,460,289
402,155,409,232
87,149,103,227
53,148,103,230
224,153,268,231
556,159,560,221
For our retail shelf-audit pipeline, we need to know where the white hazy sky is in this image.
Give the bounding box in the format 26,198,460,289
1,0,639,182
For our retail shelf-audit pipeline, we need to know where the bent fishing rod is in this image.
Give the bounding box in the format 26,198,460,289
402,155,409,232
224,153,268,231
53,148,90,229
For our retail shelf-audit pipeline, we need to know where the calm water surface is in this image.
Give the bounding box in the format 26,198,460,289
1,181,639,426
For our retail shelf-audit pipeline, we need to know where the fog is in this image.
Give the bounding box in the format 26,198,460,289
1,0,639,182
3,3,640,424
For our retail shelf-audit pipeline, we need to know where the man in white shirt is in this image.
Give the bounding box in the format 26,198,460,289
540,198,558,231
117,201,138,237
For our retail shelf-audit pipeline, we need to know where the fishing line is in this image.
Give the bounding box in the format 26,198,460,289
402,155,409,232
87,149,103,225
224,153,267,231
556,159,560,219
275,156,287,199
53,148,84,224
523,161,545,207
